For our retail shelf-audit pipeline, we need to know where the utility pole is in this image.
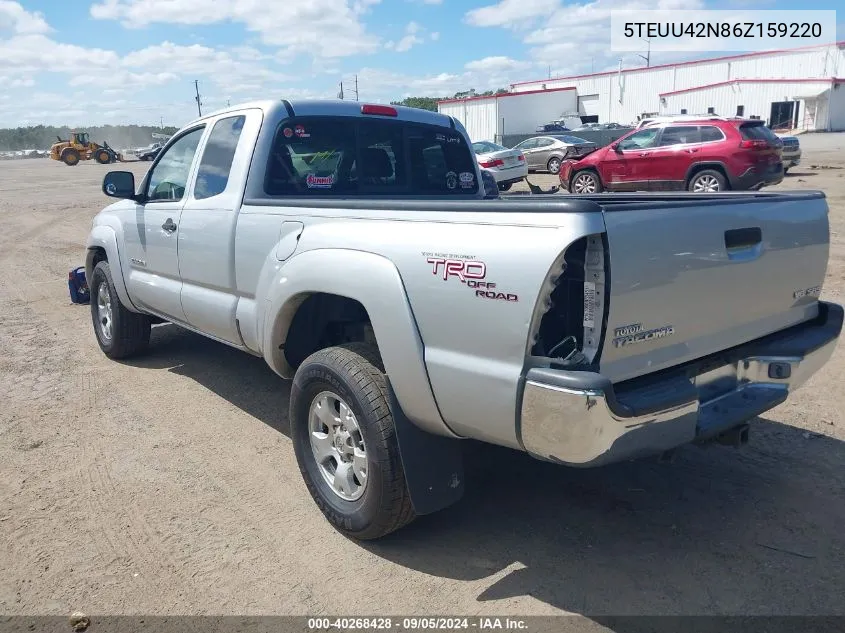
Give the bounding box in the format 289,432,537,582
160,116,164,129
194,80,203,116
354,74,359,101
338,81,344,99
226,99,230,107
637,38,651,67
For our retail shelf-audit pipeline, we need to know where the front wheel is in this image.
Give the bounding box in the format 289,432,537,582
688,169,727,192
547,157,562,174
570,170,603,193
89,261,151,359
497,182,512,192
290,343,415,540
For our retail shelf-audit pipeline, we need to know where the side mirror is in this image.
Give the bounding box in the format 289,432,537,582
480,169,499,199
611,142,621,152
102,171,138,200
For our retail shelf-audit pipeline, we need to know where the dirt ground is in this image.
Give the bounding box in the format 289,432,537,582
1,137,845,624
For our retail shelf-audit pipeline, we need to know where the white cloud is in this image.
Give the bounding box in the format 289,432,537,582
464,56,531,73
421,0,443,4
465,0,559,28
90,0,381,59
430,32,440,41
0,1,50,34
466,0,706,78
385,20,430,52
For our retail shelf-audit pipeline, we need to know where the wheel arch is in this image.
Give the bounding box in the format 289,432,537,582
570,166,604,190
685,161,730,188
262,248,454,438
86,224,142,313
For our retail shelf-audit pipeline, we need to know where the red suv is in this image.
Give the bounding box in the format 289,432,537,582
559,118,783,193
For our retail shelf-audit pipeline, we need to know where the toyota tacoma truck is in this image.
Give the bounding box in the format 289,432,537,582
86,99,842,540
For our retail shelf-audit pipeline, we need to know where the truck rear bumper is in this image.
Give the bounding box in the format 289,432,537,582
520,301,842,467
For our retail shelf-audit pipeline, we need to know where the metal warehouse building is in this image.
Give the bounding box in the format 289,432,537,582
439,41,845,142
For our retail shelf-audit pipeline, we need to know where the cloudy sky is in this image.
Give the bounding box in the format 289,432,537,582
0,0,840,127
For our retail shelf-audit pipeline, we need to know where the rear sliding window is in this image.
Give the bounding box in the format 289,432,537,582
739,123,779,142
264,117,478,196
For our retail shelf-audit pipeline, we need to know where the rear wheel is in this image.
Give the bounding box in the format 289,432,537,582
62,149,80,166
290,343,415,540
90,261,151,359
571,170,603,193
688,169,727,192
498,182,512,192
547,157,562,174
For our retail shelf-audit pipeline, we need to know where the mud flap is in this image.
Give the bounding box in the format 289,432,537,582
386,379,465,515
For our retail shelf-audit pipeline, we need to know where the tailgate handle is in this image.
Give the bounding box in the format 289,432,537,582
725,227,762,250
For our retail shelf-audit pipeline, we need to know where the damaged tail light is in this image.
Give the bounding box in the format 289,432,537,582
480,158,504,168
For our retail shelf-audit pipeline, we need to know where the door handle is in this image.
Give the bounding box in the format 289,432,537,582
639,152,651,157
161,218,177,233
686,148,699,154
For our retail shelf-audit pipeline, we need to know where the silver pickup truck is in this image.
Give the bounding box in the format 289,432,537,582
86,99,842,539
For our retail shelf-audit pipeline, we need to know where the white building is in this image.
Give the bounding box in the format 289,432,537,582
438,42,845,141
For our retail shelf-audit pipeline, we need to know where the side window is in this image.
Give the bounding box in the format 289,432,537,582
265,118,356,195
356,120,405,192
700,126,725,142
194,115,246,200
146,127,204,202
618,128,660,151
407,125,477,195
518,139,537,150
658,126,701,146
536,138,554,148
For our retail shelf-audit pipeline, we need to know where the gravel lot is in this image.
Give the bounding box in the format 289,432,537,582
1,136,845,623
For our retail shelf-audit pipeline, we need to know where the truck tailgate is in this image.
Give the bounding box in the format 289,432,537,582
598,193,830,383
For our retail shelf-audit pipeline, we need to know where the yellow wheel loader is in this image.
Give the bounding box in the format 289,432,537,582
49,131,122,166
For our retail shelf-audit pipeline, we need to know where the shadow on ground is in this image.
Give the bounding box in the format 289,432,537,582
126,325,845,623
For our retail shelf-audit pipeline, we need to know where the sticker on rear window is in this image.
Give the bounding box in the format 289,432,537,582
306,174,334,189
459,172,475,189
445,171,457,190
283,127,293,138
583,281,596,328
294,125,310,138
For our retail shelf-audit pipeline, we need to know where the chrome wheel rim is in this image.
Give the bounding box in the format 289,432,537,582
573,173,597,193
308,391,368,501
548,159,561,174
693,175,720,192
96,282,113,341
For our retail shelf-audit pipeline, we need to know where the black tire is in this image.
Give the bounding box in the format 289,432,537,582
95,149,111,164
290,342,415,540
688,169,727,192
89,261,151,359
62,149,80,166
547,156,562,174
497,182,512,192
784,167,790,175
570,170,603,193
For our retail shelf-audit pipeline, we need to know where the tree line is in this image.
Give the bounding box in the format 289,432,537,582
0,125,180,151
391,88,509,112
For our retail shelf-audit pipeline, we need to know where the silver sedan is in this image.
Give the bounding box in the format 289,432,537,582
512,135,597,175
471,141,528,191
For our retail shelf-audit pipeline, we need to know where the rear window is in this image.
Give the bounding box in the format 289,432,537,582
739,122,779,142
552,135,589,144
265,117,478,196
699,125,725,142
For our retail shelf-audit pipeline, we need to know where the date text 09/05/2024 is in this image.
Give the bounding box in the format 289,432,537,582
307,617,529,630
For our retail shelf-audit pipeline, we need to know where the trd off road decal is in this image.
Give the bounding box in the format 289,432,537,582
422,252,518,302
